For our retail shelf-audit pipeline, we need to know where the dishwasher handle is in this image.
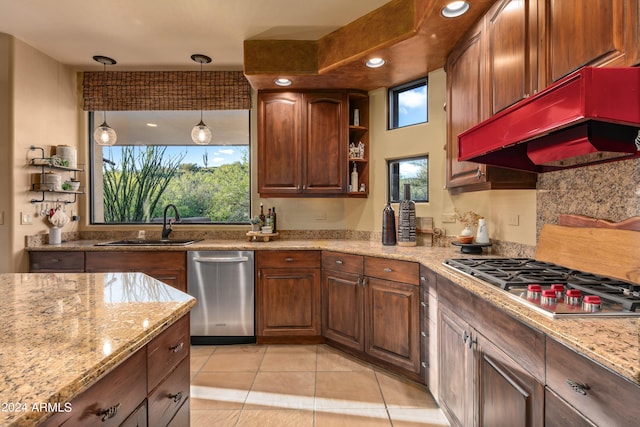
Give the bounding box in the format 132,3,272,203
192,256,250,263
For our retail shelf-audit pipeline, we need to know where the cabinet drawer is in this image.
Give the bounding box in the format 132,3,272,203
148,315,190,392
148,356,190,427
61,348,147,427
29,251,84,272
364,256,419,285
546,338,640,426
322,251,363,275
257,250,320,269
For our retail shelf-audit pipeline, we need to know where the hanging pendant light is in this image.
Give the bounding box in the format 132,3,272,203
92,55,117,146
190,54,213,145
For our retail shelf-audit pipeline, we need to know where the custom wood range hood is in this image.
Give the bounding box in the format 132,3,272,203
458,67,640,173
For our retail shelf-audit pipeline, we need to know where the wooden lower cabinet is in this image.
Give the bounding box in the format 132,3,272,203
322,267,364,351
545,337,640,426
322,252,420,379
437,275,544,427
29,251,85,272
85,251,187,292
41,314,190,427
256,251,322,342
365,276,420,374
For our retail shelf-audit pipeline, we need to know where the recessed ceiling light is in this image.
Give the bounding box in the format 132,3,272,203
365,57,385,68
275,78,292,87
146,123,158,127
442,1,469,18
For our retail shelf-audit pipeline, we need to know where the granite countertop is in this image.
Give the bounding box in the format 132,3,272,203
0,272,196,427
28,238,640,386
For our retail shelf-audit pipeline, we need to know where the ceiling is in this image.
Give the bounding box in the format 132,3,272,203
0,0,494,90
0,0,389,70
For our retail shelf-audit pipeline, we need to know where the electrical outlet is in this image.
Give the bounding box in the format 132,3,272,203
507,213,520,226
21,212,33,225
442,213,456,223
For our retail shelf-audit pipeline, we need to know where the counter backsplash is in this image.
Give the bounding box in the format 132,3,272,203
26,228,535,258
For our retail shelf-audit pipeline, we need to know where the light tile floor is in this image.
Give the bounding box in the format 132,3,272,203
190,344,449,427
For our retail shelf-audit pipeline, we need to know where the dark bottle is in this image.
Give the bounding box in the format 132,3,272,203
382,202,396,246
271,207,277,232
259,203,266,224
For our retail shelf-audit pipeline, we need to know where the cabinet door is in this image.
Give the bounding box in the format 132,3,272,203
257,92,303,194
303,92,347,194
365,277,420,374
438,305,473,427
257,267,321,336
487,0,538,114
546,0,639,83
544,388,596,427
322,269,364,351
476,331,544,427
85,252,187,292
446,19,488,191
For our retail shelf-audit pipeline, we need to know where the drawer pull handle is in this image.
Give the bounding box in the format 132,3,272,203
421,331,427,337
169,391,184,403
285,257,294,262
421,301,427,307
383,267,393,272
362,278,367,288
335,260,343,264
98,403,121,422
170,342,184,353
566,379,590,395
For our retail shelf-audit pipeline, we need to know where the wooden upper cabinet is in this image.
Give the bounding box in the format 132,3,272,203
257,92,303,194
446,20,487,191
303,92,347,194
545,0,640,83
257,90,352,197
487,0,539,114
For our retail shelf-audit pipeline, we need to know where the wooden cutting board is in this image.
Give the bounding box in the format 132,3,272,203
536,223,640,284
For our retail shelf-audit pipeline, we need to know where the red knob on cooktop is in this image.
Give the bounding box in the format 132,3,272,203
582,295,602,312
551,284,565,298
527,284,542,300
541,289,557,306
565,289,582,306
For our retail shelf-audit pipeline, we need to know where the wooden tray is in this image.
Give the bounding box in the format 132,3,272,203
246,231,279,242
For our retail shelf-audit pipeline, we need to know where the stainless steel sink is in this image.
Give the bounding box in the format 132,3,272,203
96,239,201,246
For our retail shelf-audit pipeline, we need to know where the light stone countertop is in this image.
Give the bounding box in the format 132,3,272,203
0,272,195,427
28,238,640,386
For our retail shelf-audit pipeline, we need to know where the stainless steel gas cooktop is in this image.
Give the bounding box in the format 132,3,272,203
444,258,640,318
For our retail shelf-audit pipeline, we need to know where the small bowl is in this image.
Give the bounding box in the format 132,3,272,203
456,235,474,244
65,180,80,191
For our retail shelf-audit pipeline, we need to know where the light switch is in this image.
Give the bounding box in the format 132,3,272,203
21,212,33,225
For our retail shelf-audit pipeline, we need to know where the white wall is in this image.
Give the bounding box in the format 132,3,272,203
9,38,79,272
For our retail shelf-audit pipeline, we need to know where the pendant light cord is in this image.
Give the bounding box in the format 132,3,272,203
102,62,107,124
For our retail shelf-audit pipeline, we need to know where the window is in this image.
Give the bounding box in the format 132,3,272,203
90,110,250,225
388,77,428,129
388,156,428,203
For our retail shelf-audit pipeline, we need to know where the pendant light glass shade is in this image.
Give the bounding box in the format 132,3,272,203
92,55,117,146
191,119,212,145
94,121,117,146
190,54,212,145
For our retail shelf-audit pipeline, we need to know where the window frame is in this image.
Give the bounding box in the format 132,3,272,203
88,110,252,226
387,155,429,204
388,77,428,129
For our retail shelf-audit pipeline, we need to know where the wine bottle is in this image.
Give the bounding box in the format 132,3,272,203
259,203,265,224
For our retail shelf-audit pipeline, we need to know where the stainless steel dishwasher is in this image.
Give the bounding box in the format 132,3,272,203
187,251,255,345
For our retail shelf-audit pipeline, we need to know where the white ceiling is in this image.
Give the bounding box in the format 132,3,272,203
0,0,390,70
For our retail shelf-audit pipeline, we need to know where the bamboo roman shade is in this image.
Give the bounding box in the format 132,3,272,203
82,71,251,111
